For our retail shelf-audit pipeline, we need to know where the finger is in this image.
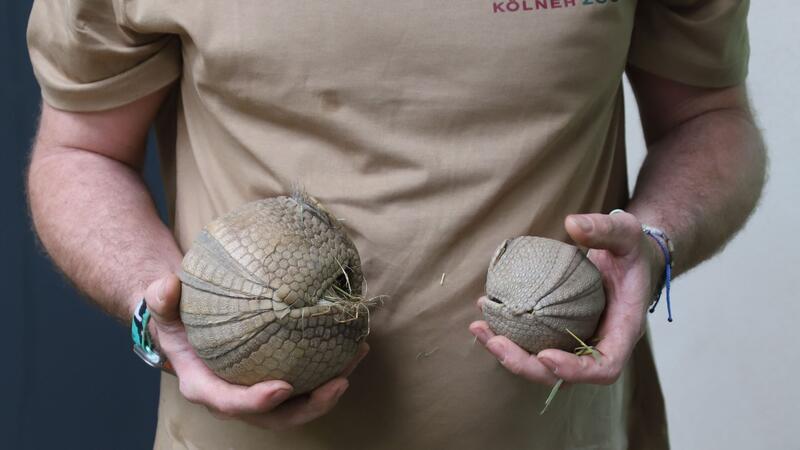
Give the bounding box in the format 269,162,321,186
179,366,295,416
538,261,650,386
146,274,182,326
468,320,496,346
340,342,370,377
537,349,616,385
476,296,488,313
537,324,634,385
482,336,559,385
564,212,642,257
251,378,349,430
539,253,650,385
142,274,182,357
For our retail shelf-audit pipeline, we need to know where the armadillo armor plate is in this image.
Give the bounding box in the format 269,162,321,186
179,194,368,394
483,236,606,354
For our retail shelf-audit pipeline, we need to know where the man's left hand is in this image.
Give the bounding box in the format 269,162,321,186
469,211,664,386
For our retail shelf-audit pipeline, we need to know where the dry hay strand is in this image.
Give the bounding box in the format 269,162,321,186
316,260,388,341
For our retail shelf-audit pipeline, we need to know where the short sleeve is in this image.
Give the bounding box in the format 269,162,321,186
627,0,750,87
27,0,181,112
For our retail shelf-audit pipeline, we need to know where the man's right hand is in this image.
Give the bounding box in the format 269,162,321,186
30,91,367,430
142,274,369,430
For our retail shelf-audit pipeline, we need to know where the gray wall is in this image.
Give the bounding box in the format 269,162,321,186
625,3,800,449
5,1,796,449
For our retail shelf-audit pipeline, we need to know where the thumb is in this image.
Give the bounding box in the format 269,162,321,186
146,273,182,326
564,211,642,256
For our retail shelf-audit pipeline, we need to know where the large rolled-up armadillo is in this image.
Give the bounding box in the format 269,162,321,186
179,194,371,394
483,236,606,354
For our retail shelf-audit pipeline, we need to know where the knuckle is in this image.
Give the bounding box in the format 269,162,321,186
558,365,577,381
503,357,524,376
599,364,621,385
597,217,614,236
606,219,618,236
178,381,199,403
214,401,237,417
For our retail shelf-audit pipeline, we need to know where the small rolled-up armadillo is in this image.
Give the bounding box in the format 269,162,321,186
483,236,606,354
179,194,370,394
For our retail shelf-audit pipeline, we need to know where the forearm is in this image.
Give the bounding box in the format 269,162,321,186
27,145,182,322
627,107,767,276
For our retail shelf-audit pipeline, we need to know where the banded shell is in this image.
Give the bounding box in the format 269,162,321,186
483,236,605,354
179,194,369,394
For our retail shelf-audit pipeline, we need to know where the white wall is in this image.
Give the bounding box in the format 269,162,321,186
624,4,800,449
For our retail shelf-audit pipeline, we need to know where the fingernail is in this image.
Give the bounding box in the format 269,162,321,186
572,216,593,233
271,388,292,403
486,341,505,361
539,357,558,374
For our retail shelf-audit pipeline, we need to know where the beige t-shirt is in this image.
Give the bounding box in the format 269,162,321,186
28,0,749,448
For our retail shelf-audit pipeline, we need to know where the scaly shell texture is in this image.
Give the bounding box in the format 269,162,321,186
483,236,606,354
179,194,368,394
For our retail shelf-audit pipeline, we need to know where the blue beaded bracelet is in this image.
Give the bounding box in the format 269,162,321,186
642,225,674,323
609,209,675,323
